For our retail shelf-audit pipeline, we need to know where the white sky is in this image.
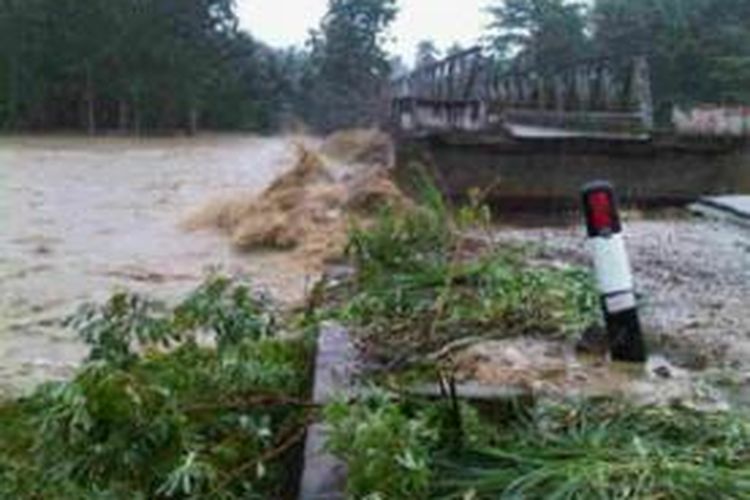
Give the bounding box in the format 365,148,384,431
236,0,492,65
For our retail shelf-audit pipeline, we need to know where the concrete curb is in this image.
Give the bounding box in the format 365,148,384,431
298,322,359,500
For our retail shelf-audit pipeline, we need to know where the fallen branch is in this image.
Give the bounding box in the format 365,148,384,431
210,419,311,495
184,394,320,414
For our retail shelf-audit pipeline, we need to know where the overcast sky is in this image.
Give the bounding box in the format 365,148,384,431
236,0,492,64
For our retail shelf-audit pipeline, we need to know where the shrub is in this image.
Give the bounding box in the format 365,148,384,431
0,277,312,499
324,392,440,500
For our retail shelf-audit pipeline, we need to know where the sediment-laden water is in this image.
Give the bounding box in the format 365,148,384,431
0,135,314,395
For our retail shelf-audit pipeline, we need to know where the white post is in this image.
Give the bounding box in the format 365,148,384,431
582,181,647,363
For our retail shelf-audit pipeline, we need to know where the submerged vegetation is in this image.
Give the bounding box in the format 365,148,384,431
0,277,312,499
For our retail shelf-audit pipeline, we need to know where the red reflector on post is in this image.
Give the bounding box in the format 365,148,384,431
582,181,621,237
588,191,613,231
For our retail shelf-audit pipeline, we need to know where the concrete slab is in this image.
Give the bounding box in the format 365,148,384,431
691,195,750,227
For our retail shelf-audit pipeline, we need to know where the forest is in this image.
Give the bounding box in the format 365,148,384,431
0,0,748,134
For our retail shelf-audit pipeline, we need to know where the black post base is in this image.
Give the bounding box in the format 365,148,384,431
605,307,647,363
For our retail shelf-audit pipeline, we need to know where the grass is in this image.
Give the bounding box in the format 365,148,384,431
0,276,313,499
332,179,598,367
324,395,750,500
436,400,750,499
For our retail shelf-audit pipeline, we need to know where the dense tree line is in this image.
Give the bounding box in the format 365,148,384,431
2,0,748,133
0,0,397,134
0,0,275,132
487,0,750,121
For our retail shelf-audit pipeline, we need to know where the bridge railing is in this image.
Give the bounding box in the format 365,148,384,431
391,48,654,139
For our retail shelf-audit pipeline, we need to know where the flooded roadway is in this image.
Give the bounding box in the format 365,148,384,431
0,135,312,396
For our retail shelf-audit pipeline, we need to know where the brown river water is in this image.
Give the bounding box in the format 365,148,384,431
0,135,316,396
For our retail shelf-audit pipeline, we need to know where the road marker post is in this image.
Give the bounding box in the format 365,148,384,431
581,181,647,363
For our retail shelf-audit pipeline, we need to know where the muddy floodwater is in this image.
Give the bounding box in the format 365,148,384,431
0,135,316,396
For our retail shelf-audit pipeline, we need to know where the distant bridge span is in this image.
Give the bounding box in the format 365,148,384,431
390,47,654,141
388,48,750,207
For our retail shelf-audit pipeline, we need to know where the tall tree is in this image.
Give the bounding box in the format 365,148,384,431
446,43,466,57
304,0,398,131
592,0,750,119
0,0,298,134
487,0,590,70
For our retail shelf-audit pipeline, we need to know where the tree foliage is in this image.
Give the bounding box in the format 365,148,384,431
486,0,750,119
0,0,305,133
416,40,441,68
302,0,398,131
487,0,591,70
592,0,750,117
0,0,400,134
0,277,312,499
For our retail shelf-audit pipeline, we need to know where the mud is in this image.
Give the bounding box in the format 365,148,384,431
453,338,729,410
0,135,316,396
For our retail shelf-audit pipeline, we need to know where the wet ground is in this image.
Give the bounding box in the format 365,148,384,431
465,212,750,407
0,135,315,396
498,214,750,367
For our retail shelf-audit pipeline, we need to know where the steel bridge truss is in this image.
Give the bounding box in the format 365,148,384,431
391,47,654,140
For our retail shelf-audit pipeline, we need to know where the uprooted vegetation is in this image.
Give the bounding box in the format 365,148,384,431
323,181,599,370
0,277,313,499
